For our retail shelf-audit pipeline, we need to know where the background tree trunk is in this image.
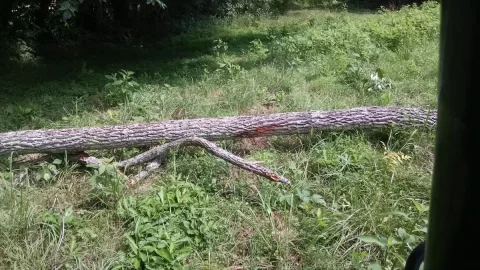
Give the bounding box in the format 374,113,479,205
95,0,104,32
0,107,437,156
35,0,53,28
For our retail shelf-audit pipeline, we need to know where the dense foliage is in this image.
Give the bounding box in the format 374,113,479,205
0,0,430,61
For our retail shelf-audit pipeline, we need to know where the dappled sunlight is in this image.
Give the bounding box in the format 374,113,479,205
1,1,438,269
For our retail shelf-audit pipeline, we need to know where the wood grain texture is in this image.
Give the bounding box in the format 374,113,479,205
0,106,436,155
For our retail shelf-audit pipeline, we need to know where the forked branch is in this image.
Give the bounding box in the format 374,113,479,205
117,137,290,184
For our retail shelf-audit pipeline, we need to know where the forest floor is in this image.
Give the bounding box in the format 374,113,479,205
0,2,439,269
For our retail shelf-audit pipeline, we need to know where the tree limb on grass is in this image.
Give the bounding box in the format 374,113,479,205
79,137,290,184
0,106,437,156
118,137,290,184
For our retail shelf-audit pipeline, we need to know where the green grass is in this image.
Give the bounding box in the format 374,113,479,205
0,2,439,269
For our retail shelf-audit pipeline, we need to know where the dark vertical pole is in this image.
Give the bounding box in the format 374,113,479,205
424,1,480,269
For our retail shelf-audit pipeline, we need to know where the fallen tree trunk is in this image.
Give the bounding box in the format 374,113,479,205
0,106,436,156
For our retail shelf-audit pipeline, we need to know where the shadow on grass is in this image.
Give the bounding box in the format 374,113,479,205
0,22,273,131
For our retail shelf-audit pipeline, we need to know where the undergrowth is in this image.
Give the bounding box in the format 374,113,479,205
0,2,439,269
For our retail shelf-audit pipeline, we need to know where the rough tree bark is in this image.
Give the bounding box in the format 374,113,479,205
117,137,290,184
0,107,436,156
77,137,291,184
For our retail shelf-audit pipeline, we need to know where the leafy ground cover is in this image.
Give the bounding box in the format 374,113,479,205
0,2,439,269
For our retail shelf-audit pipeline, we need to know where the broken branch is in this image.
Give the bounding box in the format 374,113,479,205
118,137,290,184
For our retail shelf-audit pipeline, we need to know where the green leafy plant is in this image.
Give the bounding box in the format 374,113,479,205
250,39,269,55
212,38,228,57
116,181,223,269
35,159,62,183
296,188,326,211
343,61,367,89
2,158,62,186
261,86,290,106
79,61,94,77
216,60,243,76
57,0,83,20
104,69,140,105
367,2,440,51
356,200,429,270
122,218,192,270
41,206,99,266
87,161,128,208
211,38,244,78
146,0,167,8
366,70,393,93
343,63,393,93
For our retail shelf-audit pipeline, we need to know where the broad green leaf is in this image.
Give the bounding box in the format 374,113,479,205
129,257,141,269
86,164,99,168
156,248,173,262
312,194,326,205
101,156,115,163
388,236,401,246
126,236,139,255
357,235,387,248
412,200,428,213
98,165,106,175
158,188,165,203
63,10,72,20
157,240,168,248
176,237,191,243
392,211,410,219
296,189,310,202
412,200,422,212
143,245,156,252
52,159,62,165
59,2,70,11
415,227,428,233
90,175,98,186
375,67,385,78
43,172,52,181
397,228,407,239
64,206,73,217
299,201,312,210
176,189,182,203
368,262,382,270
112,80,123,86
169,239,176,253
175,245,192,260
139,252,148,262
